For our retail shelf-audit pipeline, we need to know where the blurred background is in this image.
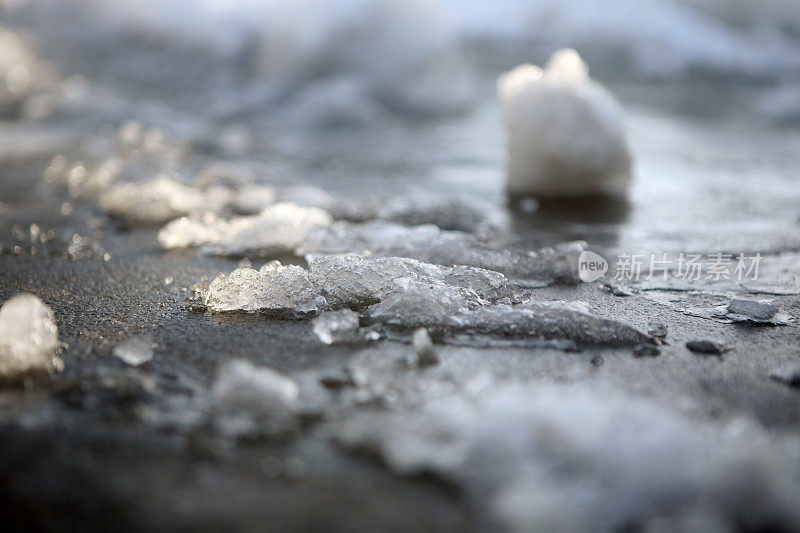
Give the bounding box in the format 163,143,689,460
1,0,800,252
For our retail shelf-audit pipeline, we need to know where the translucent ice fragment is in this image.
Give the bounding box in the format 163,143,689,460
112,336,155,366
312,309,361,344
211,359,300,439
0,294,62,380
367,296,654,347
308,254,521,310
205,264,327,317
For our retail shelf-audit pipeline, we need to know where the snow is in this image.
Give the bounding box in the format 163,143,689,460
205,263,327,317
337,382,800,531
498,49,632,198
211,359,300,439
158,203,333,255
112,336,155,366
412,327,438,366
312,309,361,345
0,294,62,380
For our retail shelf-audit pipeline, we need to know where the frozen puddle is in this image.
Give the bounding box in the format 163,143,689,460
199,255,654,347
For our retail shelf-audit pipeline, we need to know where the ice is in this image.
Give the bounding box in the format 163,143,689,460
312,309,361,345
368,295,654,346
498,49,632,198
336,382,800,531
98,177,232,226
0,294,62,380
412,327,438,366
770,363,800,388
302,221,585,286
112,336,155,366
211,359,300,439
725,297,789,324
201,253,651,347
158,203,333,255
684,297,792,326
205,263,327,317
307,254,521,310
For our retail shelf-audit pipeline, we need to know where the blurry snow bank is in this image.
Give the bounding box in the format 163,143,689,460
447,0,800,79
338,382,800,531
9,0,473,120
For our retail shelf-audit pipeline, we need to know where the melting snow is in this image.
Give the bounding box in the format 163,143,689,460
498,49,631,198
0,294,62,380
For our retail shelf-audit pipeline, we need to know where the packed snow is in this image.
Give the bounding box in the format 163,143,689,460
211,359,300,439
498,49,632,198
0,294,62,380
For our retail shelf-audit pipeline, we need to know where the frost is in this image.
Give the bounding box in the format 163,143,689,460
158,203,333,255
205,263,327,317
336,383,800,531
0,294,62,380
498,49,631,197
112,336,155,366
211,359,300,439
312,309,361,345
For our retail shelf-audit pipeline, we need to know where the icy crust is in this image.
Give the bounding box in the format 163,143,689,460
0,294,63,381
202,255,653,346
336,383,800,532
498,49,632,198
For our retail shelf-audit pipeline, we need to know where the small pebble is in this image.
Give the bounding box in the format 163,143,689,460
590,355,604,367
686,339,732,355
647,323,668,339
633,345,661,358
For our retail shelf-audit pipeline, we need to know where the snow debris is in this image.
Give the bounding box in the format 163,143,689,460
205,262,327,317
498,49,631,197
313,309,361,345
200,254,653,347
412,327,438,366
336,383,800,531
112,336,156,366
211,359,300,439
0,294,62,381
301,221,585,286
158,203,333,255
